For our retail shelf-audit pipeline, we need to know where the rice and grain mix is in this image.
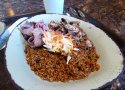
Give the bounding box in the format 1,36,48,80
25,37,100,82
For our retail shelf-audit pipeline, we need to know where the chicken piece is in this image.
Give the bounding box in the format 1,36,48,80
31,28,43,47
20,22,47,48
48,21,60,30
27,36,34,46
20,22,34,36
35,22,48,31
61,18,68,24
61,18,85,40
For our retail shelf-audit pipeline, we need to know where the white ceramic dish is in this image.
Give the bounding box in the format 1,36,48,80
0,22,5,35
5,14,123,90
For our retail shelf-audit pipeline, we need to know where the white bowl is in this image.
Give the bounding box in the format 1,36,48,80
6,14,123,90
0,22,5,35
